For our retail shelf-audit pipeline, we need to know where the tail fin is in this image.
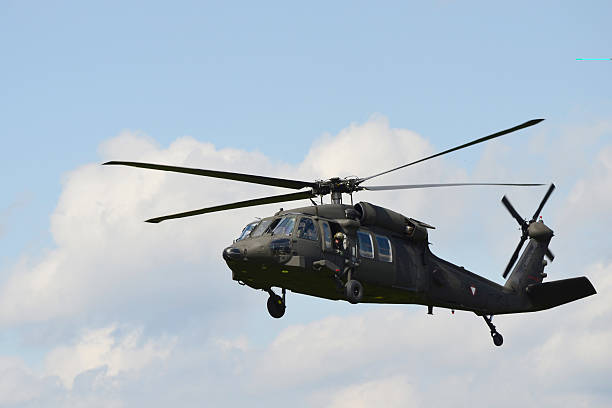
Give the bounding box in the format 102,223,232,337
526,277,596,310
504,229,551,291
499,185,597,307
501,185,556,291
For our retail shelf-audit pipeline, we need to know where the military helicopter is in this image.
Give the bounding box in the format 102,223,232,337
104,119,596,346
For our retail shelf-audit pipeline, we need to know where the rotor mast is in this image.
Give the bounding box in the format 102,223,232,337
331,191,342,204
329,177,343,204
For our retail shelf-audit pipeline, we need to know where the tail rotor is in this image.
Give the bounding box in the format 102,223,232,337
501,184,556,278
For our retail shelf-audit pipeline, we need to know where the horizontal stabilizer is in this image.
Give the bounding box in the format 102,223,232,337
526,277,596,310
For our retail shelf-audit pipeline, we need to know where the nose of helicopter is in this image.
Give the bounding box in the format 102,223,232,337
222,246,242,261
222,240,272,262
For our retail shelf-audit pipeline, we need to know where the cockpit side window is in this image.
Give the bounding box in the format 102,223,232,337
357,230,374,259
237,221,259,241
297,217,319,241
272,216,296,236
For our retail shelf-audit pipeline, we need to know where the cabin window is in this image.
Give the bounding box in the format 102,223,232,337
375,234,392,262
251,219,273,237
321,222,332,249
272,216,296,236
357,230,374,259
297,217,318,241
237,221,259,241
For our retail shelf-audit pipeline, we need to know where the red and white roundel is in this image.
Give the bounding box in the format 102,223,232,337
470,285,477,296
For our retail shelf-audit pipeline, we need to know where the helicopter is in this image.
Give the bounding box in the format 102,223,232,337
103,118,596,346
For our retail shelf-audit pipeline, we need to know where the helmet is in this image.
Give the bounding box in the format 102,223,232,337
334,232,345,240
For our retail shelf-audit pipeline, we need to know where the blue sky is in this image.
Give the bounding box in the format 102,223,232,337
0,1,611,406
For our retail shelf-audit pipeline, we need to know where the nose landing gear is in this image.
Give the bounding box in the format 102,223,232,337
483,315,504,347
266,288,286,319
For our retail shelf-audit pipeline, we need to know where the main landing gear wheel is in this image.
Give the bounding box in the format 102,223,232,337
345,279,363,304
483,315,504,347
266,289,286,319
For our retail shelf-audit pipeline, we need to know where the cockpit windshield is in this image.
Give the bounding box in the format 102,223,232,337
251,218,274,238
236,221,259,241
272,216,296,236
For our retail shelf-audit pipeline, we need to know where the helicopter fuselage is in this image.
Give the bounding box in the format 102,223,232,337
222,202,562,316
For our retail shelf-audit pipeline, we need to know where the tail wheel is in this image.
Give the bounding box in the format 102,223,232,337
267,294,285,318
345,280,363,304
483,315,504,347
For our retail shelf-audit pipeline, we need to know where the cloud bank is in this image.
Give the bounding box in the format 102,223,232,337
0,116,610,407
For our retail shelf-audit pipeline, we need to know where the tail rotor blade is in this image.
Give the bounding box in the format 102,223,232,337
503,235,527,278
546,248,555,262
501,196,528,230
531,183,555,222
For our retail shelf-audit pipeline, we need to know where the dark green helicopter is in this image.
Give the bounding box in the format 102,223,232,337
104,119,596,346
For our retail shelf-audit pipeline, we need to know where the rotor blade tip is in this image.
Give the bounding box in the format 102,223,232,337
145,218,162,224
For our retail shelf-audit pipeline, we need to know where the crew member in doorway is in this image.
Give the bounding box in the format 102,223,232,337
333,232,347,254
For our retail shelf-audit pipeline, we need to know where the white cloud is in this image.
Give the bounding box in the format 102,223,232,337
0,135,286,325
44,325,176,389
324,376,421,408
0,356,57,406
213,335,249,353
562,146,612,221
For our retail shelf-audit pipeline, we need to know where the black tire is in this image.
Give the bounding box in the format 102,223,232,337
267,295,285,318
492,332,504,347
345,280,363,304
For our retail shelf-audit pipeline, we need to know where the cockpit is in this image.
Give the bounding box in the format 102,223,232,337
226,214,338,265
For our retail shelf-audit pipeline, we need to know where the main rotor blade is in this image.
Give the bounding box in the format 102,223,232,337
531,183,556,222
503,235,527,278
501,195,528,230
145,190,315,223
103,161,316,190
359,119,544,183
362,182,544,191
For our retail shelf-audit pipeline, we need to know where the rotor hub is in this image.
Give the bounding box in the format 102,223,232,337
313,177,361,197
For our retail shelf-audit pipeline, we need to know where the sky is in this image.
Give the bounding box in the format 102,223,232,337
0,1,611,406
